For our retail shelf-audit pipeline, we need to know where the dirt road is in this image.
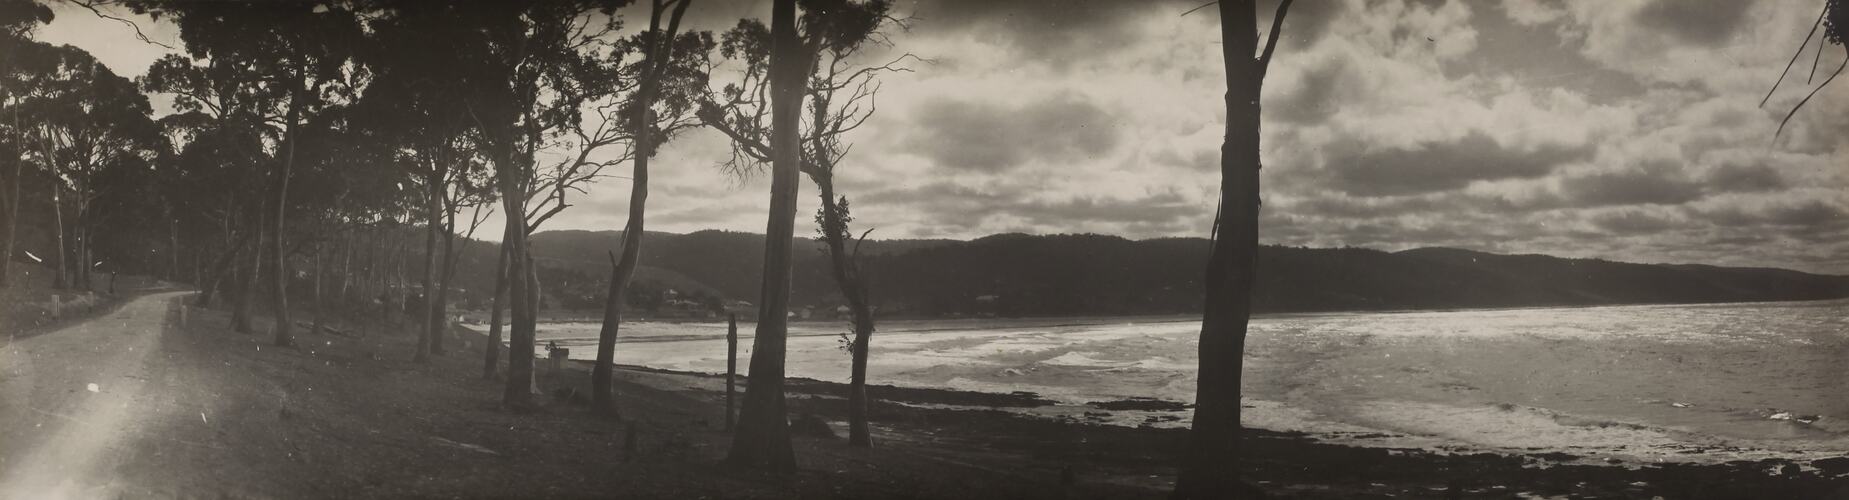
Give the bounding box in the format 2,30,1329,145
0,291,255,499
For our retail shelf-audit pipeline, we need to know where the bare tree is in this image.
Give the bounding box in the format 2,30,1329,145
1174,0,1292,498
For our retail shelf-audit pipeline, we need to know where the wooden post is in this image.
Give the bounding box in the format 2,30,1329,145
726,312,737,431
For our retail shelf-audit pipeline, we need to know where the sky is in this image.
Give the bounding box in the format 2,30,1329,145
34,0,1849,273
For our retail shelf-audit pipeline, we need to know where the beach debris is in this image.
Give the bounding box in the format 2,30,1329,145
433,437,499,456
1670,402,1692,408
1769,411,1794,421
86,383,99,393
1796,414,1822,424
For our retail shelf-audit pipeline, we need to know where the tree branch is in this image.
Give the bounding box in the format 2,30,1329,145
1256,0,1293,80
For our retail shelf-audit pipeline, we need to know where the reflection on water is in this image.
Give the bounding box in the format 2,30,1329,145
468,299,1849,463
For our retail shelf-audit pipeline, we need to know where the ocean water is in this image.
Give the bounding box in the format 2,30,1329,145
469,299,1849,463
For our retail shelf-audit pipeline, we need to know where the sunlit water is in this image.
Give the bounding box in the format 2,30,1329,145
468,299,1849,463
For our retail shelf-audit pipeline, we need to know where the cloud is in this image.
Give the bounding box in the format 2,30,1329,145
1703,164,1786,193
1320,131,1591,197
1590,209,1679,234
1632,0,1754,47
1560,163,1706,207
901,92,1120,171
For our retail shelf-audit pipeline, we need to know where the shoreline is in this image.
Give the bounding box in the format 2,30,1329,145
580,359,1849,469
38,293,1839,498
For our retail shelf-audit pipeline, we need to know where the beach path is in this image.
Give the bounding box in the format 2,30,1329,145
0,291,244,499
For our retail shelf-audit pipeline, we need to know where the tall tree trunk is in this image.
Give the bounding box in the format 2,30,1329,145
168,205,180,282
727,0,806,472
815,180,876,447
484,233,509,380
311,245,324,336
499,164,537,409
0,153,17,289
0,96,17,288
417,186,439,362
234,220,259,333
271,90,302,348
726,312,737,432
51,190,67,289
1174,1,1288,498
433,208,456,355
592,0,691,417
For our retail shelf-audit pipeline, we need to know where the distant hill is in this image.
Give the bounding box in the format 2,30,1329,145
461,230,1849,317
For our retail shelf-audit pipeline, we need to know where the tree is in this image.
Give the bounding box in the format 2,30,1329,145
1763,0,1846,140
591,0,714,415
699,0,909,447
1173,1,1292,498
19,44,161,290
440,0,632,408
130,0,365,347
358,10,499,361
0,0,52,288
721,0,811,472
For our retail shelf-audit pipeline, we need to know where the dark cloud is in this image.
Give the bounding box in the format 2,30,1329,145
867,182,1196,233
1273,56,1345,124
1590,210,1678,235
1561,162,1707,207
905,0,1160,64
1703,164,1786,193
1439,1,1646,103
1633,0,1754,47
1321,131,1591,197
903,93,1119,171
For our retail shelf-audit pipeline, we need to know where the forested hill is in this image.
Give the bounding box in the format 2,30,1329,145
503,230,1849,317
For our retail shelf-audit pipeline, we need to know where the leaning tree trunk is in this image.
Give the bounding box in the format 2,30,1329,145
592,91,655,416
484,233,510,380
815,178,876,447
592,0,687,415
727,0,806,473
1174,1,1287,498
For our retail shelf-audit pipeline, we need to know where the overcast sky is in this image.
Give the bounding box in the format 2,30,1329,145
37,0,1849,273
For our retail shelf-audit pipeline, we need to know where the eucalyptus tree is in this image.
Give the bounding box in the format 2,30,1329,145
590,0,715,415
430,0,634,407
699,0,823,471
699,0,909,448
0,0,52,288
23,44,161,290
1174,1,1294,498
142,53,271,309
359,12,498,361
129,0,366,347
